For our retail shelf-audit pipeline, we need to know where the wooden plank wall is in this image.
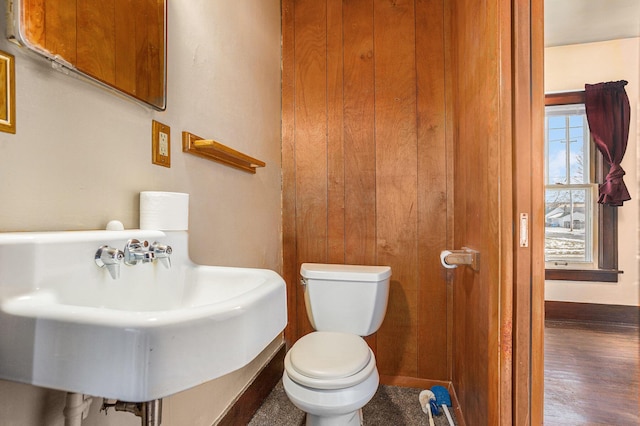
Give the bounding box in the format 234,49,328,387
20,0,165,107
282,0,452,382
449,0,507,422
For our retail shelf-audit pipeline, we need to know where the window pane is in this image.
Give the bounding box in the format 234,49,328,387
569,116,588,184
545,188,592,263
547,136,567,184
545,104,590,185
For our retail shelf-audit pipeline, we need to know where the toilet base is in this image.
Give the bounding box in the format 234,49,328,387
282,367,378,426
305,409,363,426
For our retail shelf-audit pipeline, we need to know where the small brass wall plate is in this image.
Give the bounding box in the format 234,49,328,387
152,120,171,167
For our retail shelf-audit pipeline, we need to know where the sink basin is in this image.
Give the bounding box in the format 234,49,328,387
0,230,287,402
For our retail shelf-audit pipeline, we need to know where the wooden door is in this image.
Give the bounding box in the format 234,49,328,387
448,0,544,424
448,0,513,424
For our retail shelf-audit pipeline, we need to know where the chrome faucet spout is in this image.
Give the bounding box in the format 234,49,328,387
95,246,125,279
150,241,172,269
124,239,155,266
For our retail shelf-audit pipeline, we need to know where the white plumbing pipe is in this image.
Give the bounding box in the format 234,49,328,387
63,393,93,426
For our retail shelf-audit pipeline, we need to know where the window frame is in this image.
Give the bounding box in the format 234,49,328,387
544,91,620,282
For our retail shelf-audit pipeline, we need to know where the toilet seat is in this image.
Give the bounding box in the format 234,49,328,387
285,331,376,390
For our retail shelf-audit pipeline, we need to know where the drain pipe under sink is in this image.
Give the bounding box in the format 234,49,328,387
101,399,163,426
63,393,93,426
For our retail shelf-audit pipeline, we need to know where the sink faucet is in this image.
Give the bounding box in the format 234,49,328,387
95,246,125,279
123,239,172,268
149,241,172,269
95,239,173,278
123,239,155,266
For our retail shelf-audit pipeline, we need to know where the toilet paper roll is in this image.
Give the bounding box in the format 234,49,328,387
440,250,458,269
140,191,189,231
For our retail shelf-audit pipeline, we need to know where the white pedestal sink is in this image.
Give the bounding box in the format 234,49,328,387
0,230,287,402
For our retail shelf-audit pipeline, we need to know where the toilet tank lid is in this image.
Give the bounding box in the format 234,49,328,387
300,263,391,281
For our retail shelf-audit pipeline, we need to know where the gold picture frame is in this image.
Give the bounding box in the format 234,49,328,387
0,50,16,134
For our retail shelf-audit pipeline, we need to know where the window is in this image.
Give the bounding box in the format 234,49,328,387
544,92,619,282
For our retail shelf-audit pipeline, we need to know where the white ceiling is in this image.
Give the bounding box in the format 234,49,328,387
545,0,640,47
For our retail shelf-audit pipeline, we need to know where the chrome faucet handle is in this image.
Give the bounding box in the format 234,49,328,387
95,245,125,279
123,239,154,265
149,241,172,269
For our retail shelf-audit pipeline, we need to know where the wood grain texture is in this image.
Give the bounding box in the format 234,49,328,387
416,0,449,381
530,0,546,422
545,301,640,326
507,2,546,422
373,0,419,379
22,0,45,48
281,1,535,425
44,0,77,63
448,0,511,424
114,0,137,95
544,320,640,426
293,0,329,338
21,0,165,108
343,0,376,268
77,0,116,85
283,0,451,381
281,0,298,346
327,0,346,266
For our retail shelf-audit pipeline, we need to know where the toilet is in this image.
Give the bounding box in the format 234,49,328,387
282,263,392,426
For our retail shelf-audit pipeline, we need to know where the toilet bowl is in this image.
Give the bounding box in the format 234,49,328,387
282,263,391,426
283,331,379,426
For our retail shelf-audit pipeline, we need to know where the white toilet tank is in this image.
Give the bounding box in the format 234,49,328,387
300,263,391,336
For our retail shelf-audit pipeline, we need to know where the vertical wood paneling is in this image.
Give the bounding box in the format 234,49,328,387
134,1,151,101
283,0,461,389
45,0,77,63
136,0,164,105
449,0,512,423
284,0,528,423
327,0,346,265
284,0,452,380
373,0,419,378
77,0,116,85
150,0,165,104
343,0,376,267
114,0,137,96
23,0,45,48
281,0,298,344
294,0,329,338
415,0,449,381
22,0,164,108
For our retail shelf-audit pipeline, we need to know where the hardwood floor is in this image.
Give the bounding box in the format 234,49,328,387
544,320,639,425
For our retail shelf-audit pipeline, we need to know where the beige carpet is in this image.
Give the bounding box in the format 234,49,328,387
249,381,458,425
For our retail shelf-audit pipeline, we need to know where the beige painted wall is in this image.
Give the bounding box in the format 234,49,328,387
544,37,639,306
0,1,283,425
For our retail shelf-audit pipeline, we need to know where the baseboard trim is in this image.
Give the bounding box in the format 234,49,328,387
545,301,640,326
216,342,286,426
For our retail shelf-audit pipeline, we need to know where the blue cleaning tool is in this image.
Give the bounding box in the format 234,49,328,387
431,385,454,426
429,398,439,416
418,390,437,426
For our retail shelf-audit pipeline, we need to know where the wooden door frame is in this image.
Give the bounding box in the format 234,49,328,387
512,0,545,424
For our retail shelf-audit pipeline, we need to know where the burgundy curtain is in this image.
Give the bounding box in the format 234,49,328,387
584,80,631,206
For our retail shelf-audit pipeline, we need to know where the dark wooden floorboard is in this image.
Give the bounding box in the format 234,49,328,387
544,320,639,426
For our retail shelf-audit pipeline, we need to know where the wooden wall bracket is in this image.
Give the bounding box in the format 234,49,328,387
182,131,266,174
